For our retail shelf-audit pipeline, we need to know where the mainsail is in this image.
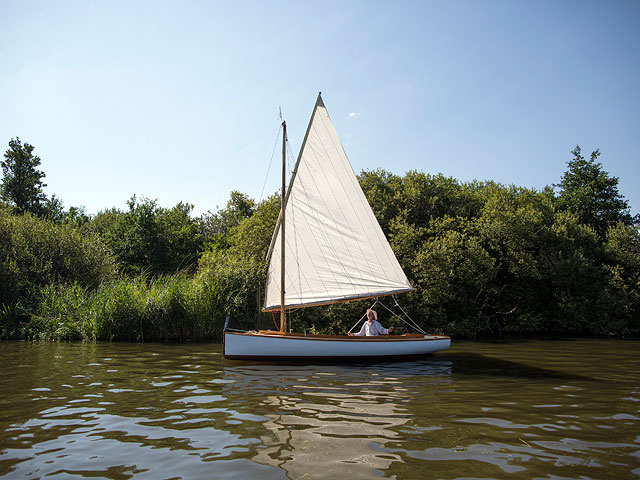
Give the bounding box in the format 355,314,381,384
263,93,414,312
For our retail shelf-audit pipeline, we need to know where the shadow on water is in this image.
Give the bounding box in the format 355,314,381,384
442,351,599,382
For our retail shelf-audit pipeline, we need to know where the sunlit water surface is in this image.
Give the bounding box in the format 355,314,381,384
0,339,638,479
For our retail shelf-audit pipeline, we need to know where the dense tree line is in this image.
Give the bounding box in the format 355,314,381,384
1,137,638,341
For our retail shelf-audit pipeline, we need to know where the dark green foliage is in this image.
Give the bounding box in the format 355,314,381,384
89,196,203,275
0,209,118,338
199,190,256,249
555,146,633,239
1,138,48,215
358,169,403,232
3,142,638,341
62,205,92,228
0,209,117,303
355,166,639,337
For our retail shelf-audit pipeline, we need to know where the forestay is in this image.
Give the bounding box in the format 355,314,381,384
263,94,413,312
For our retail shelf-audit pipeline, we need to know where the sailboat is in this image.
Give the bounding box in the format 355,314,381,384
223,93,450,360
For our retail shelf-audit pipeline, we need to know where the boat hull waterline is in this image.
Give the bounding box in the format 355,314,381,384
223,330,451,360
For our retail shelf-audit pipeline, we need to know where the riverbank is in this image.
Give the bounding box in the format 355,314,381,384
3,168,639,342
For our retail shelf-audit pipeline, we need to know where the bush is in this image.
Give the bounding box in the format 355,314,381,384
88,196,203,276
0,209,117,302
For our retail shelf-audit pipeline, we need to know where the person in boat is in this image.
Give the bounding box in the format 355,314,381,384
349,309,394,336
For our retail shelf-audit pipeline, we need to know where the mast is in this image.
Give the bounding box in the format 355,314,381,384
280,121,287,333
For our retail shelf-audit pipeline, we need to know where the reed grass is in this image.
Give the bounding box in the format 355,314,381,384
27,273,228,342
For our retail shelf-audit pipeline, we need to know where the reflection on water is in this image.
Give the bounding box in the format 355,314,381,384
0,339,638,479
223,361,451,478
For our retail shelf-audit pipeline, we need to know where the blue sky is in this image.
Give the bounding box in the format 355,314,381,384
1,0,639,216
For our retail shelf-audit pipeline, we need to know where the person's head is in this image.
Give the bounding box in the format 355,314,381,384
366,309,377,322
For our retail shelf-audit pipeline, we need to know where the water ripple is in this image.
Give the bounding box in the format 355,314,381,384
0,339,638,479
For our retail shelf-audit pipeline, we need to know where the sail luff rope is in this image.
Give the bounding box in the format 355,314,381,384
276,122,335,313
286,134,309,315
264,93,322,265
280,126,332,311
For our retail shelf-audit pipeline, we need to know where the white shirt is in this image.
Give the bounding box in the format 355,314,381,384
353,320,389,336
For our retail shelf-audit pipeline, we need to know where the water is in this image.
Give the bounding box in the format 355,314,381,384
0,339,638,479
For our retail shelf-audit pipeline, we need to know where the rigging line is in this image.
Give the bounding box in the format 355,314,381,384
270,137,316,311
259,124,283,203
286,141,296,176
392,295,425,333
377,299,426,334
347,299,379,334
375,301,414,330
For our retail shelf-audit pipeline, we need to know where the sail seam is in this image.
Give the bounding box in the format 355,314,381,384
315,107,386,290
302,125,353,298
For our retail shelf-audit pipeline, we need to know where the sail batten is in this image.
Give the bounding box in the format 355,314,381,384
263,94,413,312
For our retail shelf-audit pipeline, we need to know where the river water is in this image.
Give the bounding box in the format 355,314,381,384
0,339,638,479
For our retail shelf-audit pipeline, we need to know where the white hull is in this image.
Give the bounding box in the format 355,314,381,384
223,330,451,360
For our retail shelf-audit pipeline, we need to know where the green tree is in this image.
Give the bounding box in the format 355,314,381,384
62,205,91,228
556,146,633,239
89,196,203,275
41,194,65,222
358,169,402,233
199,190,256,249
600,222,640,334
1,138,47,215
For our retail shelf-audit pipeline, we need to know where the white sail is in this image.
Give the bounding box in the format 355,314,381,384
263,94,414,312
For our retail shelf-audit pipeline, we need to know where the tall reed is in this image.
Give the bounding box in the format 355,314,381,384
28,273,228,342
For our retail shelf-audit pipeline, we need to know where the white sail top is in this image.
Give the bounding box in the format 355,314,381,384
263,94,413,312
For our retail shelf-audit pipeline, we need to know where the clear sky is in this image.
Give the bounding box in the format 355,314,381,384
1,0,639,216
